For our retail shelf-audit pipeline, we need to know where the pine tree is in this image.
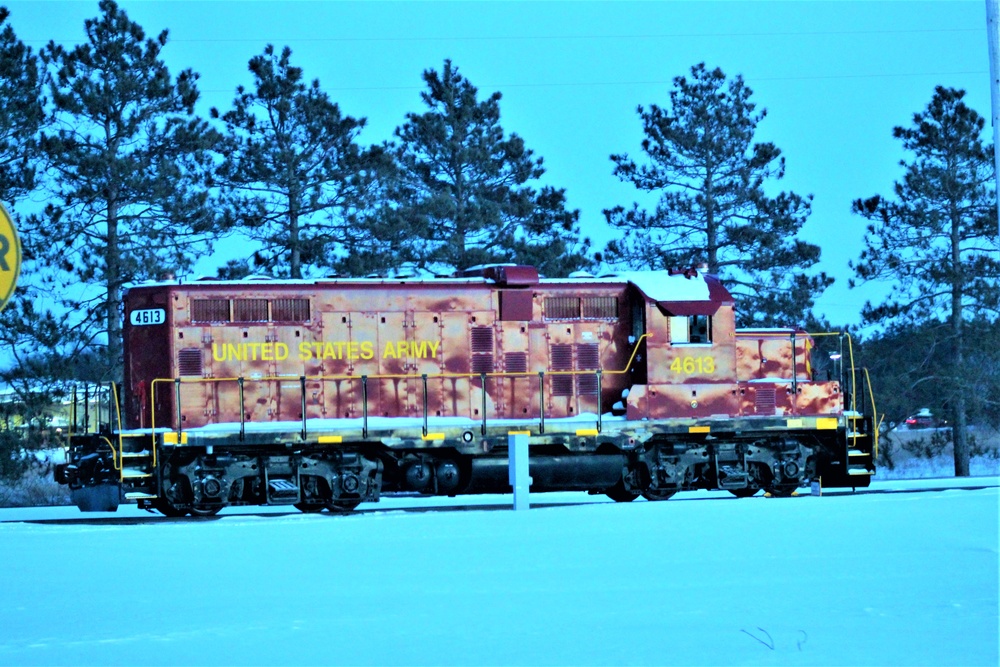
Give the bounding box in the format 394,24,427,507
391,59,590,276
602,63,830,326
0,5,45,348
213,45,389,279
0,7,68,484
851,86,999,477
0,7,43,203
36,0,219,379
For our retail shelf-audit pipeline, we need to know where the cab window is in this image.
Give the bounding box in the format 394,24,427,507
669,315,712,344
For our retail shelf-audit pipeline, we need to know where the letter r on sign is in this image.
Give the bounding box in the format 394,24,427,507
0,235,9,271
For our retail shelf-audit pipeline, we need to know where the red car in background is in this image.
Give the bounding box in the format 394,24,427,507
905,409,938,429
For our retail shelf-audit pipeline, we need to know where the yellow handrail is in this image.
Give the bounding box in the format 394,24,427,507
864,367,879,461
100,436,120,473
606,333,650,376
147,331,874,442
150,334,653,435
804,331,859,417
111,382,125,472
846,335,858,415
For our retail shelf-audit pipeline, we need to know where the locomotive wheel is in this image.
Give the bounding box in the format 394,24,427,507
189,504,223,517
327,499,362,513
294,502,326,513
729,487,760,498
605,480,639,503
152,498,188,518
640,488,677,501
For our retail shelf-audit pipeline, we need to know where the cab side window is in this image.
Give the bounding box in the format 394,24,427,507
669,315,712,344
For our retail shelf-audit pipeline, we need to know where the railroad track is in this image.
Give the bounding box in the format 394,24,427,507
3,477,996,526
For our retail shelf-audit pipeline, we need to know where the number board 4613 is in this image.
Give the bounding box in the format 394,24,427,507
130,309,166,326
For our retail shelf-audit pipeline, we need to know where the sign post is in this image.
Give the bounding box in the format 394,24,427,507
0,203,21,313
508,431,531,510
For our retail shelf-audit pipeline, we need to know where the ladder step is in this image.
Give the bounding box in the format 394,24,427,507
121,452,151,459
122,468,153,479
125,491,158,500
848,449,869,457
848,467,874,476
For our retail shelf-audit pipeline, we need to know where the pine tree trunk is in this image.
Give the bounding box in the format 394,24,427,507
288,180,301,279
951,303,970,476
290,206,301,280
106,199,123,383
704,172,718,273
951,208,969,476
953,393,969,476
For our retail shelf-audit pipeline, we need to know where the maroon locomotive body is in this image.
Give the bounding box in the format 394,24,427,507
57,266,877,514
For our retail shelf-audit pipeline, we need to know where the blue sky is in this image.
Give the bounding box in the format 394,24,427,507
5,0,992,326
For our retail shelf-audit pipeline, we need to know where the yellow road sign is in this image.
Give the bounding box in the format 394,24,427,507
0,202,21,312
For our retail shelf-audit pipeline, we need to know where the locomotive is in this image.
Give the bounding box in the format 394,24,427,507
54,265,878,515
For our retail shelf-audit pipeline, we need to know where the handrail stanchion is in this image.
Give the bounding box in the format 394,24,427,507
83,383,90,434
238,377,245,442
422,374,429,437
864,368,880,461
111,382,124,469
71,385,77,436
596,370,602,434
790,331,798,407
300,375,307,440
847,335,858,415
538,372,545,434
480,372,488,436
361,375,369,438
174,378,183,442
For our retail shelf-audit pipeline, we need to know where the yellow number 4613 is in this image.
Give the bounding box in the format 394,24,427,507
670,356,715,375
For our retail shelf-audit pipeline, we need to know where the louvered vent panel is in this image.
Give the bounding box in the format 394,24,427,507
470,326,494,353
550,344,574,370
505,352,528,374
177,348,203,377
550,343,574,396
272,298,310,322
545,297,580,320
577,375,599,396
233,298,268,322
576,344,600,369
755,387,776,415
472,354,494,375
191,299,230,323
582,296,618,319
576,343,600,395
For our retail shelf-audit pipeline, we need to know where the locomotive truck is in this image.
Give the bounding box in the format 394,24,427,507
55,265,878,515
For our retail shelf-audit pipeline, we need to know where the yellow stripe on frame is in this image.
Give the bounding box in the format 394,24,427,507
162,432,188,445
508,431,531,436
816,418,839,430
576,428,599,436
318,435,343,444
689,426,710,434
422,432,446,440
786,419,804,428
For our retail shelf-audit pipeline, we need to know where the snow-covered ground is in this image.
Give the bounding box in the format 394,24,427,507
1,477,997,666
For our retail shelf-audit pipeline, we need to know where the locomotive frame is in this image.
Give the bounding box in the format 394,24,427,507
55,265,878,515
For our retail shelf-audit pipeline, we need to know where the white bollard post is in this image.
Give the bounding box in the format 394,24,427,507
508,431,531,510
